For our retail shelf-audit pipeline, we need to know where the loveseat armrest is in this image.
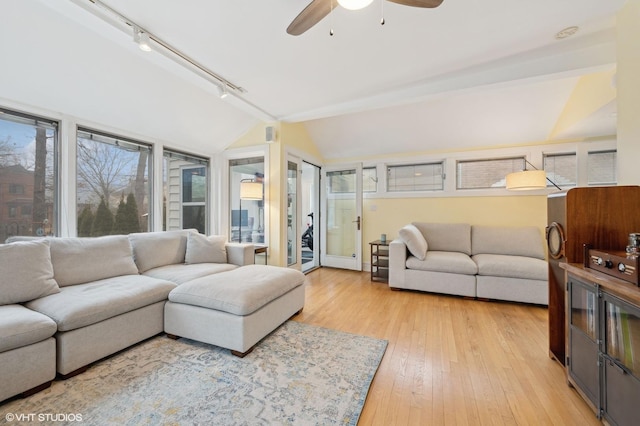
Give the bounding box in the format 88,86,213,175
226,243,255,266
389,239,408,288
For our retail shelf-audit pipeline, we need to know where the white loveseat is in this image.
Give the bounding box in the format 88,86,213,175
389,223,548,305
1,230,305,402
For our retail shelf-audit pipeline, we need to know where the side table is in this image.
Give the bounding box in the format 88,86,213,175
369,240,389,282
254,245,268,265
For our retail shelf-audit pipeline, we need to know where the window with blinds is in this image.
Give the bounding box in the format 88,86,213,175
387,162,444,192
456,157,523,189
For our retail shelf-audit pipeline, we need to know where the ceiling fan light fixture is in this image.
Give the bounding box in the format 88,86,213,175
337,0,374,11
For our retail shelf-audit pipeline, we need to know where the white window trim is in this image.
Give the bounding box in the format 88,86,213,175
356,137,616,199
218,145,270,244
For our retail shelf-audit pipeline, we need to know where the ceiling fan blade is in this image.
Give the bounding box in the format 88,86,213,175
386,0,444,8
287,0,338,36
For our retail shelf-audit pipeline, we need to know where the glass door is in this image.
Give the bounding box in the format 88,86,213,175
287,160,298,266
301,161,320,273
321,164,363,271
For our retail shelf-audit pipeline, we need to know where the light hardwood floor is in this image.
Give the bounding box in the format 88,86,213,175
292,267,600,426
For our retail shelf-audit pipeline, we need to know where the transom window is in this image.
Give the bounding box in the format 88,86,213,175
456,157,523,189
588,150,617,186
387,162,444,192
544,153,577,187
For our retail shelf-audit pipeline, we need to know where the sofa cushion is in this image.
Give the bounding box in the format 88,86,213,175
406,251,477,275
472,254,547,280
185,233,227,264
143,263,237,285
49,236,139,287
25,275,176,332
0,240,60,305
129,230,194,273
398,224,428,260
412,223,471,255
169,265,306,316
0,305,57,352
471,226,545,259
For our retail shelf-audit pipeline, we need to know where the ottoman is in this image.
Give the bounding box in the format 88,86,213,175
164,265,306,356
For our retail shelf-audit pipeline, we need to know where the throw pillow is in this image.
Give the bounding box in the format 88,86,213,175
185,233,227,264
0,240,60,305
399,224,428,261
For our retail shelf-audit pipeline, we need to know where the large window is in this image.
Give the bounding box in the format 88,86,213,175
387,162,444,192
457,157,523,189
76,128,151,237
229,156,264,243
0,108,58,241
163,150,208,233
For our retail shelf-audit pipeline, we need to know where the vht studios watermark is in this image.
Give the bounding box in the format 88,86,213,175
5,412,83,422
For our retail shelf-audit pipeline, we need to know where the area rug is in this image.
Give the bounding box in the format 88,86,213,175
1,321,387,425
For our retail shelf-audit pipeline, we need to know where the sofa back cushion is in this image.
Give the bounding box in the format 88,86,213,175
0,240,60,304
49,235,139,287
129,229,194,273
398,224,428,260
185,233,227,264
471,225,545,259
412,223,472,255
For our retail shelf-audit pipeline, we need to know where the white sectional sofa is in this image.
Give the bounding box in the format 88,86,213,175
0,230,305,402
389,223,548,305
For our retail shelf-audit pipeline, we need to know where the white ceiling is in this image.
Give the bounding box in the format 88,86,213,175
0,0,626,159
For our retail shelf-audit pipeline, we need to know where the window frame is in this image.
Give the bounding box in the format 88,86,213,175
587,149,617,186
456,157,525,190
543,152,577,188
75,126,153,236
386,161,445,192
0,107,59,239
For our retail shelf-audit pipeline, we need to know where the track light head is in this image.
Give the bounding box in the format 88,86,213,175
219,84,229,99
133,27,152,52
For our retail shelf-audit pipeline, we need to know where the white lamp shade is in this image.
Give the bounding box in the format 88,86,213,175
505,170,547,190
338,0,374,10
240,181,263,200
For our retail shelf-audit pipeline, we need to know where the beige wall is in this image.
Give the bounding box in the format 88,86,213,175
229,121,553,267
362,195,547,262
228,122,322,266
617,0,640,185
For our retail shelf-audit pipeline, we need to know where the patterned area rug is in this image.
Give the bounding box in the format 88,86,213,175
1,321,387,425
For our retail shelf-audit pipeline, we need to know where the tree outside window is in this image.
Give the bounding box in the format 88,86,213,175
76,128,150,237
0,109,57,241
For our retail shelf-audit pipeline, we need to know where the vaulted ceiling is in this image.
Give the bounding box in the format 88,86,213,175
0,0,626,160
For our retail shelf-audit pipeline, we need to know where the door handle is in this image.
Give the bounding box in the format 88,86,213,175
352,216,361,230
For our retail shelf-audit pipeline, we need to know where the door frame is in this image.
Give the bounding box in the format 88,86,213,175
321,163,363,271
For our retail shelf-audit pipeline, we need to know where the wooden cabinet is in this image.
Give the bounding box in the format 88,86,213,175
547,186,640,365
370,240,389,282
562,263,640,425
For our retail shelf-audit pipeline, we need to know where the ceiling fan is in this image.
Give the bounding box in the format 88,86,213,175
287,0,444,36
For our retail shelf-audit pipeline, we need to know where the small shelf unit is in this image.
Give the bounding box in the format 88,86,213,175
370,240,389,283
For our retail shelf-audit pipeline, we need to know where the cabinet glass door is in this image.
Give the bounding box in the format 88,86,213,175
571,278,597,340
568,277,599,410
602,293,640,426
603,295,640,376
